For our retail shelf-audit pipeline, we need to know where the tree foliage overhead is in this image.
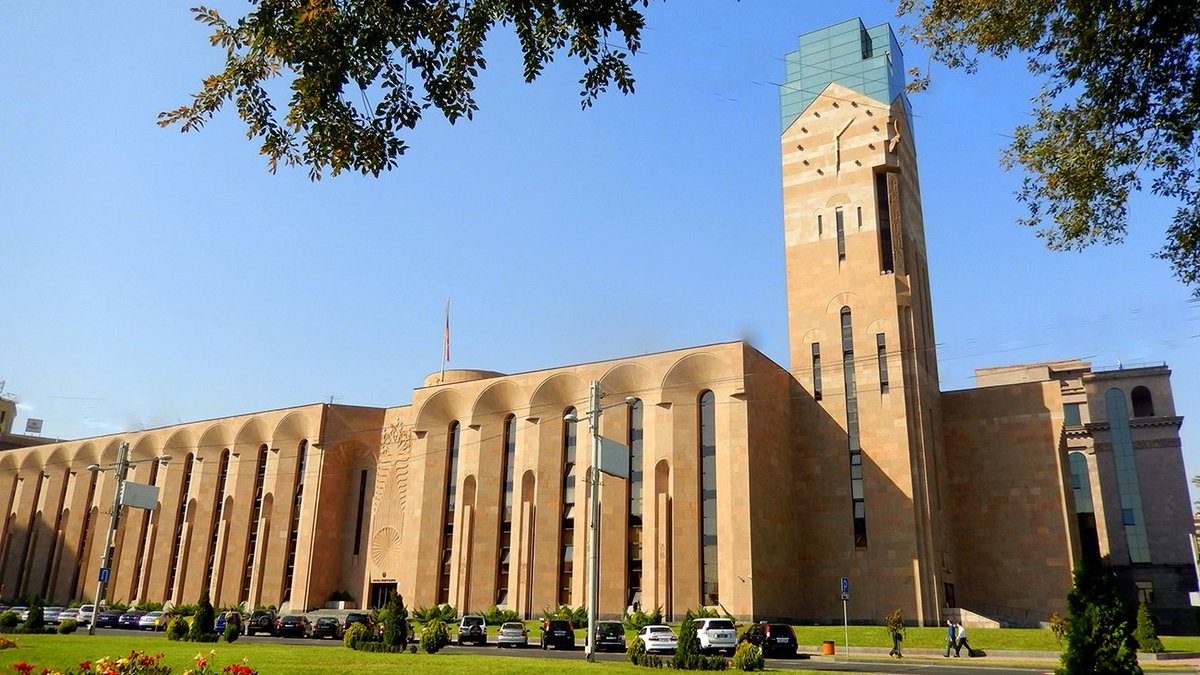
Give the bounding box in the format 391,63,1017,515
898,0,1200,293
160,0,651,180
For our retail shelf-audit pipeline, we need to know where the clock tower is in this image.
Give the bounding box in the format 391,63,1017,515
780,19,950,623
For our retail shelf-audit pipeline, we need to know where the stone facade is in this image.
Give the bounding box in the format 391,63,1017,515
0,17,1193,632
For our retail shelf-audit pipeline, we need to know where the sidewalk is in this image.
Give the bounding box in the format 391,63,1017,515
796,644,1200,670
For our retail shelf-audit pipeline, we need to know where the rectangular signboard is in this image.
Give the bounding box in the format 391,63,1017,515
120,481,160,510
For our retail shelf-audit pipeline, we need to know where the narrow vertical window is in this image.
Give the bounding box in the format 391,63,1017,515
627,399,644,609
876,333,889,393
496,415,516,606
353,470,367,555
842,307,867,547
856,206,863,230
283,440,308,601
1106,389,1149,563
559,408,578,606
168,454,196,599
202,450,230,594
241,444,269,602
699,391,718,606
811,343,822,400
835,208,846,261
132,459,161,598
438,422,461,604
817,214,823,237
875,172,894,273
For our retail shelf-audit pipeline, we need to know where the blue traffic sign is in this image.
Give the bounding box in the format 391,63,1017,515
840,577,849,594
98,567,110,583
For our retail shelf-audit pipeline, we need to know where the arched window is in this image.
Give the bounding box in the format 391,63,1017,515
627,399,644,609
1131,386,1154,417
241,444,269,602
496,415,516,606
559,407,578,606
699,391,718,606
203,449,230,595
168,453,196,599
438,422,461,604
283,440,308,601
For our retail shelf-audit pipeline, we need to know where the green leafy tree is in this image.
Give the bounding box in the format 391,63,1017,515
162,2,651,180
1134,600,1165,653
1055,559,1142,674
898,0,1200,293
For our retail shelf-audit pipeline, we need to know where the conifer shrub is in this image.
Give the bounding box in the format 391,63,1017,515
188,589,217,641
1134,601,1165,653
380,591,409,648
223,622,240,643
1056,559,1142,674
166,617,189,641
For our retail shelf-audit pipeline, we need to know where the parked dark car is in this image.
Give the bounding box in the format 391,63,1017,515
93,609,124,629
739,621,798,658
246,609,277,636
540,618,575,650
594,620,627,652
312,616,343,639
275,615,312,638
342,612,373,633
117,611,146,629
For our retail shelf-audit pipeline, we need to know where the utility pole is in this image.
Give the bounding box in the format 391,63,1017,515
89,442,129,636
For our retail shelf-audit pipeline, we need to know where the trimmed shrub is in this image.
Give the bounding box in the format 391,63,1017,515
483,604,520,626
731,642,765,671
166,616,189,641
57,619,79,635
420,619,450,654
628,636,647,664
223,622,241,643
343,622,370,649
1135,601,1165,653
0,611,18,630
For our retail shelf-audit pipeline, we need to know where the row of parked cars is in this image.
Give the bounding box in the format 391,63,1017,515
451,616,798,657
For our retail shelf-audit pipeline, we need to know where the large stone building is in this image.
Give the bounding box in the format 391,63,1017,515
0,18,1194,631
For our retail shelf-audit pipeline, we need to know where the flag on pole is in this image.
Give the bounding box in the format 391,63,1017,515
443,298,451,363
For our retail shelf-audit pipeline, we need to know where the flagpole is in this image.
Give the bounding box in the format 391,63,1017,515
440,298,450,383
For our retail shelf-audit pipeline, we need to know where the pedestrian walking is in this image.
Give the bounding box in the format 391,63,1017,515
885,609,905,658
943,618,955,657
955,621,970,657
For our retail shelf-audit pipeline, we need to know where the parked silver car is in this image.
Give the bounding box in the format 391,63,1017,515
496,621,528,647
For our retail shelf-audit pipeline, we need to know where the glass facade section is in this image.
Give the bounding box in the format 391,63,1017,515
1068,452,1094,513
699,391,718,606
1106,388,1150,563
842,307,867,547
559,408,577,605
438,422,461,604
780,18,911,131
627,399,644,607
496,415,516,606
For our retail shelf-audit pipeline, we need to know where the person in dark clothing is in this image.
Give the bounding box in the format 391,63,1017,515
943,619,955,657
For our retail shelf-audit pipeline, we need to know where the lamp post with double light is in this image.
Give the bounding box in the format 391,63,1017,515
86,441,171,635
564,381,634,662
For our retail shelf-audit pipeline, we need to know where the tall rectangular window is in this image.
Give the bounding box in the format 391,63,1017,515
875,172,894,273
842,307,867,548
439,422,461,604
835,208,846,261
876,333,889,393
811,343,822,400
627,400,644,608
496,416,516,606
1063,403,1082,426
699,391,719,606
559,410,578,606
817,214,823,237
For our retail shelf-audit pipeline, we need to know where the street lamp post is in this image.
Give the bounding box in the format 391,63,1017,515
86,441,170,635
566,381,633,663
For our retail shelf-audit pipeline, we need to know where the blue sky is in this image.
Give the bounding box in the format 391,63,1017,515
3,2,1197,486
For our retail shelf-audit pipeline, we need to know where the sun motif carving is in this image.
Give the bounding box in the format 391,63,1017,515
370,526,402,570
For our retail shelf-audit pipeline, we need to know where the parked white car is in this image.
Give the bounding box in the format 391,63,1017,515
636,624,678,654
693,618,737,655
496,621,528,647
